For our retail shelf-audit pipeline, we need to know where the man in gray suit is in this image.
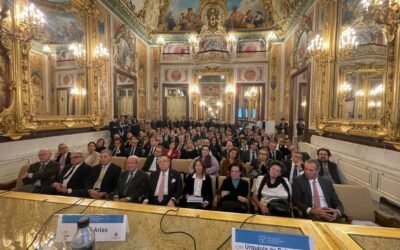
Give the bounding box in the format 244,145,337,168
292,159,344,222
113,156,148,202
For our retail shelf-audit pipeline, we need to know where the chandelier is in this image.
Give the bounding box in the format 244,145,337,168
339,27,358,59
307,34,329,62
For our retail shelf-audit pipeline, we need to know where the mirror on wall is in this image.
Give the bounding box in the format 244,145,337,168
29,2,87,116
236,84,264,125
199,75,226,121
336,0,387,120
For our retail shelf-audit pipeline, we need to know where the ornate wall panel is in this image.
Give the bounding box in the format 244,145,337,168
136,38,148,120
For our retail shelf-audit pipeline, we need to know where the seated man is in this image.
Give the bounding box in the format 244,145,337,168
292,159,344,222
16,149,60,193
283,150,304,184
71,150,121,199
143,156,182,207
56,143,71,171
142,145,164,172
241,140,258,163
317,148,342,184
41,151,91,195
113,156,148,202
126,137,142,157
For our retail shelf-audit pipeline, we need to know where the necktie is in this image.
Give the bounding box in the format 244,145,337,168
150,147,154,156
39,163,46,172
63,166,75,180
157,173,165,202
93,166,107,190
130,147,135,156
60,154,66,167
272,151,275,160
252,151,256,161
122,172,134,197
312,180,321,208
293,167,298,178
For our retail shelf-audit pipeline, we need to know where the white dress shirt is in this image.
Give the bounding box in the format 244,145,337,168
192,174,206,197
289,162,304,183
62,162,82,187
306,178,328,214
149,157,158,172
155,169,169,196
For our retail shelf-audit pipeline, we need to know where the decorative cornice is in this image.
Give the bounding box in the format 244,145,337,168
99,0,150,43
283,0,315,38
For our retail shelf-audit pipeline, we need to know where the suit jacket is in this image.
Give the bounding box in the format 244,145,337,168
71,163,121,197
241,149,257,163
146,168,183,205
114,169,148,202
268,149,283,161
126,146,143,157
22,161,60,188
110,147,127,157
56,152,71,167
292,175,344,219
219,177,249,202
56,162,91,190
144,145,157,157
282,160,304,181
318,160,341,184
183,174,213,208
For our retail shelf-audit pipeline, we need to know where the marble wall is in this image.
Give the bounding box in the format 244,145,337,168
299,136,400,205
0,131,110,183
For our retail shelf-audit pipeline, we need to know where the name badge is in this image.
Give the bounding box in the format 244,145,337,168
232,228,314,250
56,214,129,242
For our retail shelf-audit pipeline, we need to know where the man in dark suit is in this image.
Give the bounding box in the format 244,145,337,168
283,150,304,183
109,139,127,157
16,149,60,193
56,143,71,171
143,156,182,207
317,148,342,184
241,140,259,163
126,137,142,157
268,140,283,161
144,137,158,157
292,159,344,222
142,145,164,172
113,156,148,202
71,150,121,199
42,151,91,195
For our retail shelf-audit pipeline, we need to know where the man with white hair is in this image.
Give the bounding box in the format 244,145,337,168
113,156,148,202
16,148,60,193
41,151,91,195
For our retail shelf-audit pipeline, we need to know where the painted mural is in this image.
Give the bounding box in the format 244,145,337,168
164,43,190,54
0,52,10,114
341,0,386,45
237,39,266,52
136,38,147,119
120,0,276,32
29,51,46,115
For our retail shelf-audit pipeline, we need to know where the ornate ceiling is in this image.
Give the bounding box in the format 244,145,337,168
103,0,312,42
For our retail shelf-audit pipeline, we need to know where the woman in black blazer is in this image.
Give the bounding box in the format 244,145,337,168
219,163,249,213
181,159,213,209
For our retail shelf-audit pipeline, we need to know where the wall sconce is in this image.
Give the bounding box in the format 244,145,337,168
370,83,384,96
199,100,206,106
1,3,46,41
69,43,86,67
69,42,109,68
225,84,235,95
70,87,87,97
355,89,365,96
265,31,278,50
42,44,51,55
216,101,223,107
307,34,329,62
339,27,358,59
228,33,237,45
190,85,200,96
340,82,352,93
156,36,166,47
362,0,400,41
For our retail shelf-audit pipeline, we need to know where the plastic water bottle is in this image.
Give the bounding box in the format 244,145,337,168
71,216,95,250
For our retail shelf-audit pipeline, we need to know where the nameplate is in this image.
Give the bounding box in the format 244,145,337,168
232,228,314,250
55,214,129,242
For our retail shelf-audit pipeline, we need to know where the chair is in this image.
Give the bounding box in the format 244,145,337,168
138,157,147,169
16,165,29,188
214,176,251,210
111,156,127,170
171,159,192,174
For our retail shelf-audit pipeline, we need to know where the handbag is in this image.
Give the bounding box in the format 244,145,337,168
267,199,291,217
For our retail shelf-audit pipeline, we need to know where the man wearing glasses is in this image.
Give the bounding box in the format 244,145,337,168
142,145,164,172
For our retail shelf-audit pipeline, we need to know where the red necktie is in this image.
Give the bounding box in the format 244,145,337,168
158,173,165,202
312,180,321,208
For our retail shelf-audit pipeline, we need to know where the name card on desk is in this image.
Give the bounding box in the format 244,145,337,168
232,228,314,250
56,214,129,242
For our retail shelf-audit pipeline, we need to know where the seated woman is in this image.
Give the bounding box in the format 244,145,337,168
251,161,292,217
85,141,100,167
219,164,249,213
95,138,106,153
220,148,242,176
248,147,271,178
188,145,220,176
181,159,213,209
164,141,179,160
180,140,198,159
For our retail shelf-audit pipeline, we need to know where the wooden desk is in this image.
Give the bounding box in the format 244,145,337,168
0,191,399,249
